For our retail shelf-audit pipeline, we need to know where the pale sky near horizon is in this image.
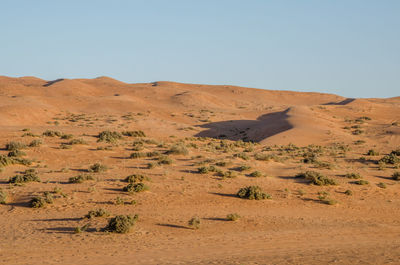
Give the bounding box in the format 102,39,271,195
0,0,399,98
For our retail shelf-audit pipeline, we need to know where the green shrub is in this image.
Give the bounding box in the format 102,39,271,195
345,173,361,179
7,150,26,157
254,153,272,161
379,154,399,165
377,182,387,188
97,130,122,143
218,170,237,179
0,189,8,204
366,149,379,156
392,172,400,180
390,149,400,156
67,138,87,145
74,224,90,234
234,153,250,160
88,163,107,173
132,141,144,151
188,216,201,229
354,179,369,185
123,182,149,193
157,155,173,165
249,171,263,178
122,130,146,137
344,190,353,196
295,171,337,186
146,162,156,169
237,165,251,172
125,174,149,183
226,213,240,221
85,208,110,219
198,166,209,174
237,186,271,200
43,130,62,137
30,192,53,208
5,141,26,151
130,152,145,159
9,169,40,183
29,139,43,147
104,214,138,233
352,129,364,135
167,144,189,155
60,133,74,139
69,174,94,183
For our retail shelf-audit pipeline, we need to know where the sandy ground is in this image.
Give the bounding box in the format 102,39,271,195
0,76,400,264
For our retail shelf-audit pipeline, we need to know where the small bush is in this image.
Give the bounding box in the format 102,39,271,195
125,174,149,183
392,172,400,180
345,173,361,179
7,150,26,157
237,165,251,172
226,213,240,221
296,171,337,186
5,141,26,151
122,130,146,137
60,134,74,139
97,130,122,143
158,155,173,165
123,182,149,193
344,190,353,196
237,186,271,200
379,154,399,165
198,166,209,174
9,169,40,184
85,208,110,219
234,153,250,160
354,179,369,185
167,144,189,155
43,130,62,137
88,163,107,173
69,174,94,183
67,138,87,145
377,182,387,189
188,216,201,229
0,189,8,204
352,129,364,135
104,214,138,233
130,152,145,159
254,153,272,161
249,171,263,178
29,139,42,147
30,192,53,208
74,224,90,234
366,149,379,156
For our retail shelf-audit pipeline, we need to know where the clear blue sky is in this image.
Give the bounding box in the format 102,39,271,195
1,0,399,98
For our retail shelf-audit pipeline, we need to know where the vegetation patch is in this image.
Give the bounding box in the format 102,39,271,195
69,174,94,183
295,171,337,186
104,214,139,233
237,186,271,200
123,182,149,193
9,169,40,184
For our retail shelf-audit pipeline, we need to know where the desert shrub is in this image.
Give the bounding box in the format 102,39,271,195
130,152,145,159
123,182,149,193
69,174,94,183
104,214,139,233
358,116,371,121
132,141,144,151
217,170,237,179
392,172,400,180
354,179,369,185
237,186,271,200
167,144,189,155
67,138,87,145
74,224,90,234
249,171,263,178
146,151,161,157
234,153,250,160
157,155,173,165
295,171,337,186
29,139,42,147
7,150,26,157
60,133,73,139
0,189,8,204
366,149,379,156
147,162,156,169
377,182,387,188
379,154,399,165
344,189,353,196
85,208,110,219
215,161,228,167
5,141,26,151
390,149,400,156
345,173,362,179
254,153,272,161
226,213,240,221
125,174,149,183
30,192,53,208
198,166,209,174
9,169,40,183
237,165,251,172
122,130,146,137
188,216,201,229
88,163,107,173
322,199,338,205
97,130,122,143
352,129,364,135
43,130,62,137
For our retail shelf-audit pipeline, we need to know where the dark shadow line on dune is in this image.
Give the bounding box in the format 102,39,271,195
194,109,292,142
203,217,228,222
323,98,356,105
209,192,237,198
43,79,64,87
